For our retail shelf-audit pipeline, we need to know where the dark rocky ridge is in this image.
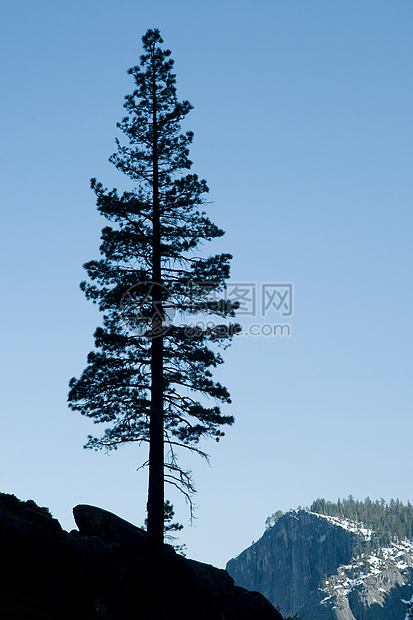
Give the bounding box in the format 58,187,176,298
0,493,283,620
226,509,413,620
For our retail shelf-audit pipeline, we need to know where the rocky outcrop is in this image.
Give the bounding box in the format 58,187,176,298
298,567,413,620
0,493,282,620
226,509,413,620
346,568,413,620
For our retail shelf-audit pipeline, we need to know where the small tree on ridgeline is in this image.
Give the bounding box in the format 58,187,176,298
68,28,238,619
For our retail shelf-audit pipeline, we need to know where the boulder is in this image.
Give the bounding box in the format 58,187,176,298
73,503,283,620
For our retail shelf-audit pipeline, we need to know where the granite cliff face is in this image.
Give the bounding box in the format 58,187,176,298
0,493,282,620
226,510,364,618
226,510,413,620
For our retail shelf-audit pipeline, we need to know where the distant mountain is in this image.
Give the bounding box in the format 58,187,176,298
226,499,413,620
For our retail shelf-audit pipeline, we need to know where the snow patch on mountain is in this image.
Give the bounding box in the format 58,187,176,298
310,510,372,541
317,525,413,602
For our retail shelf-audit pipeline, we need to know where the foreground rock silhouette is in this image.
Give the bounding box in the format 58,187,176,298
0,493,283,619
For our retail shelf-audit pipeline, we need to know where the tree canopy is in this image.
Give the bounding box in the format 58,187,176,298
310,496,413,548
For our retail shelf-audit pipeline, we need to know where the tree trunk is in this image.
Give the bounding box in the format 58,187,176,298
145,46,165,620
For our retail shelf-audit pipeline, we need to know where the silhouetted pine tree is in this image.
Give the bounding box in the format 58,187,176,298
68,28,238,619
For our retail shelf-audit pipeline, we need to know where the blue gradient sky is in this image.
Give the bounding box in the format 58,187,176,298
1,1,412,568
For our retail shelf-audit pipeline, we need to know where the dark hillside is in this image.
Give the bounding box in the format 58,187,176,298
0,493,282,620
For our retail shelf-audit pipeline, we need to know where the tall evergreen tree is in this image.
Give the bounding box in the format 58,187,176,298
68,29,238,619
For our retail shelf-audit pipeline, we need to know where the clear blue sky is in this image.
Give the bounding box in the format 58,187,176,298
1,1,412,568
